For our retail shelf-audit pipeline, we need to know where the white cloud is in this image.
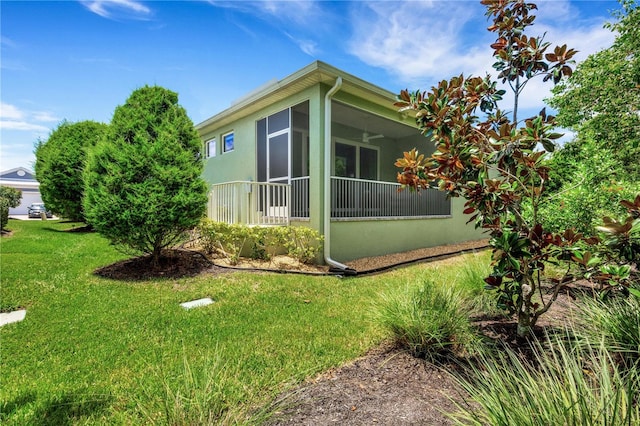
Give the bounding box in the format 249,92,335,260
347,1,491,86
31,111,60,123
0,120,50,132
80,0,152,20
346,1,616,119
0,103,24,121
207,0,330,55
285,33,319,56
209,0,324,27
0,103,57,132
255,0,322,26
0,36,18,49
505,9,615,118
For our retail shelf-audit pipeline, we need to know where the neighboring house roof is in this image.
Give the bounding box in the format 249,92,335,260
0,167,40,190
1,167,36,181
196,60,399,135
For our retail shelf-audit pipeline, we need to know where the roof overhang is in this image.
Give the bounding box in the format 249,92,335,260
0,179,40,190
195,60,399,136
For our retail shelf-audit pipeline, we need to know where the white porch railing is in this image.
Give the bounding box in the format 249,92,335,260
291,176,310,219
208,177,451,225
331,176,450,219
208,181,290,226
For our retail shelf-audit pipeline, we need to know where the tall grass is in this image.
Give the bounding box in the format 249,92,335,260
575,293,640,369
455,251,503,317
135,349,251,425
376,280,478,360
451,334,640,426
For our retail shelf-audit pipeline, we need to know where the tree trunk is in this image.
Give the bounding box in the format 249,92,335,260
517,282,534,338
517,311,532,338
151,246,162,268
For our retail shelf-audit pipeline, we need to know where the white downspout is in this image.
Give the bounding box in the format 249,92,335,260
323,77,354,274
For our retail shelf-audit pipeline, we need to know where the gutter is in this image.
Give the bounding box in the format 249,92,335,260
323,77,357,275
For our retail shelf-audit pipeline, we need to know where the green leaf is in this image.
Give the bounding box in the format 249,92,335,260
540,139,555,152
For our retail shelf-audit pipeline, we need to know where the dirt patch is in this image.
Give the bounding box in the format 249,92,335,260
213,255,330,274
94,249,227,280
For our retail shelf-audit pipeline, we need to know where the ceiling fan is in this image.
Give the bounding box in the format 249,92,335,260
362,131,384,143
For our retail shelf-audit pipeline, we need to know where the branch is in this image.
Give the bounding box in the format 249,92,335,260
533,272,575,322
544,175,588,200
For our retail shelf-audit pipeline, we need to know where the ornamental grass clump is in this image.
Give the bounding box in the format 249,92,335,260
456,252,503,318
451,334,640,426
575,292,640,370
136,351,248,426
377,280,477,361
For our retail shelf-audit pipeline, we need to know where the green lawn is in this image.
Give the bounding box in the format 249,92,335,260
1,219,470,424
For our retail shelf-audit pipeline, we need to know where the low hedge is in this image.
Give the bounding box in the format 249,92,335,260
198,220,323,265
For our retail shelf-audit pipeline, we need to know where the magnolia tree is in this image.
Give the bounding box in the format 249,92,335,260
395,0,580,337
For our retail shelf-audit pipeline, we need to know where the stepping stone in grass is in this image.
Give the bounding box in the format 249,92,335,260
180,298,214,310
0,309,26,327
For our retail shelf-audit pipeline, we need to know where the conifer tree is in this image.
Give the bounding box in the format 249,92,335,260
35,120,107,222
84,86,208,263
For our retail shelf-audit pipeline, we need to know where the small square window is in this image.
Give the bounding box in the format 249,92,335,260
223,132,234,153
205,138,216,158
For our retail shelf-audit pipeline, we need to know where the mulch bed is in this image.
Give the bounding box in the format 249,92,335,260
344,239,489,274
94,249,226,280
265,344,465,426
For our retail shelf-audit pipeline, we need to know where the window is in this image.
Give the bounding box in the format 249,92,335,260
223,132,234,153
205,138,216,158
333,141,379,180
359,147,378,180
335,143,356,178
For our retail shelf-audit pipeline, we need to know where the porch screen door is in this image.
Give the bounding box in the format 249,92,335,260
256,109,290,216
266,109,290,184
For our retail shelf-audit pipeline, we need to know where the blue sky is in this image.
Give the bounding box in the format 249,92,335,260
1,0,621,171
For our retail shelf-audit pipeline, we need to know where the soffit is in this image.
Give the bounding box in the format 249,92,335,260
196,61,398,135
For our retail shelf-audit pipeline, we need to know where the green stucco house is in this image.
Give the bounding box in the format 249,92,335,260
196,61,484,269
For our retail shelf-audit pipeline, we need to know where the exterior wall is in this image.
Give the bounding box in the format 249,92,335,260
201,118,257,184
307,86,324,235
328,197,486,262
201,86,320,185
201,86,326,234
